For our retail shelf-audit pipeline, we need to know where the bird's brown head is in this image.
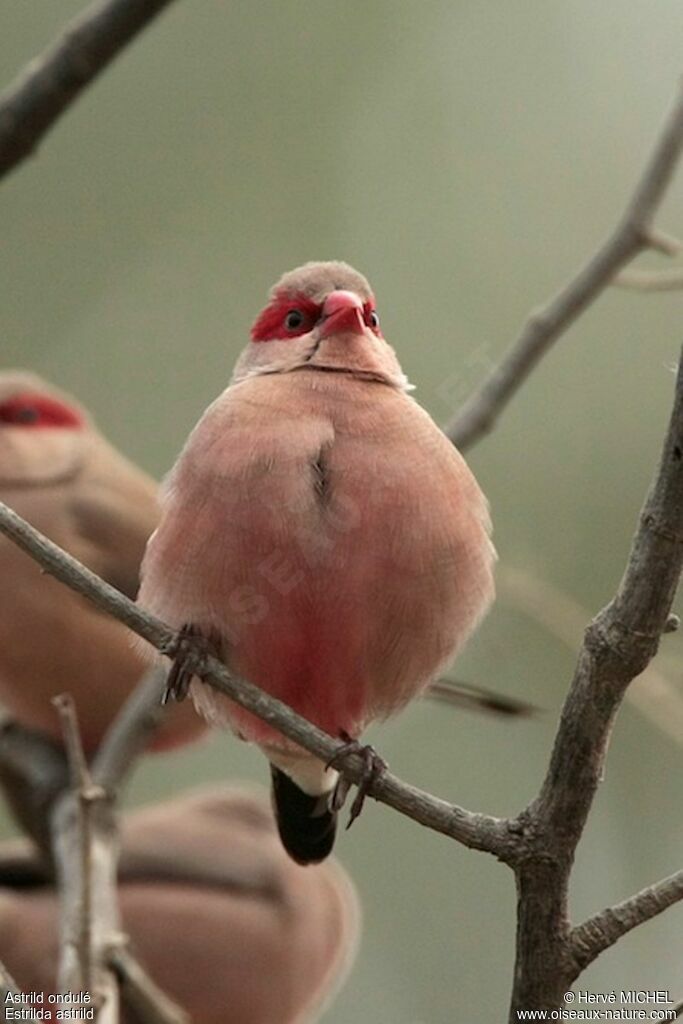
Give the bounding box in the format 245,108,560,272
0,371,90,486
233,261,411,389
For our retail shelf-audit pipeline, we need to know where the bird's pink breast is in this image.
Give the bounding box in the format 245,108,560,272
139,370,495,750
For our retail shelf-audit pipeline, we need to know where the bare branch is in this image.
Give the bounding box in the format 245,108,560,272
49,695,188,1024
0,0,178,180
0,498,512,859
445,82,683,452
508,342,683,1018
571,868,683,970
53,694,92,795
0,961,21,1003
613,267,683,291
52,694,109,1007
643,228,683,256
91,665,169,792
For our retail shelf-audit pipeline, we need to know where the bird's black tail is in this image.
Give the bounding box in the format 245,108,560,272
270,765,337,865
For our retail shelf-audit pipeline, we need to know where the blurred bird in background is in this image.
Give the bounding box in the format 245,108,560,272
0,785,360,1024
0,370,206,753
139,261,497,864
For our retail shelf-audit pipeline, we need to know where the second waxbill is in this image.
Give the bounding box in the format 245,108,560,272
0,370,206,752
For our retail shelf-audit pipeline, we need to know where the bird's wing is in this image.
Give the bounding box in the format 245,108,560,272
118,840,283,899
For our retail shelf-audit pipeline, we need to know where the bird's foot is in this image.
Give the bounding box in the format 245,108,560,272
327,732,387,829
161,623,216,704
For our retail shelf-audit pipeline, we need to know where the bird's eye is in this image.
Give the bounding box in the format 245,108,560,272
0,403,39,425
15,406,39,424
0,393,83,429
285,310,305,331
366,309,380,331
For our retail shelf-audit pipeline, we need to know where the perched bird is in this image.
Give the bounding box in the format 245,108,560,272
0,785,359,1024
139,262,496,863
0,370,206,753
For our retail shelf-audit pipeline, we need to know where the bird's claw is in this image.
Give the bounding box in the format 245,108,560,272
327,732,387,828
162,624,214,704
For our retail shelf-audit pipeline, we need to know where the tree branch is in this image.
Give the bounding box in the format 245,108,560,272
0,961,21,1004
0,0,178,180
0,499,513,859
91,665,169,792
571,869,683,971
445,81,683,452
109,946,190,1024
507,341,683,1019
52,693,115,1016
49,690,188,1024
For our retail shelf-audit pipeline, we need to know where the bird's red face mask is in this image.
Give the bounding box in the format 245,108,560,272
250,289,382,344
0,393,84,430
245,288,409,389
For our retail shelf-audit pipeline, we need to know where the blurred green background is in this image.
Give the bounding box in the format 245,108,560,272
2,2,683,1020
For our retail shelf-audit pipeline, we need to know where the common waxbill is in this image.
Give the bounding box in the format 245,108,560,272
138,262,495,863
0,370,206,752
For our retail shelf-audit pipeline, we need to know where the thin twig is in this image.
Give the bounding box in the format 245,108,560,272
109,945,190,1024
613,267,683,291
644,228,683,256
0,961,21,1003
53,694,92,793
445,81,683,451
92,665,169,792
52,694,103,996
52,774,189,1024
571,868,683,970
0,0,179,179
